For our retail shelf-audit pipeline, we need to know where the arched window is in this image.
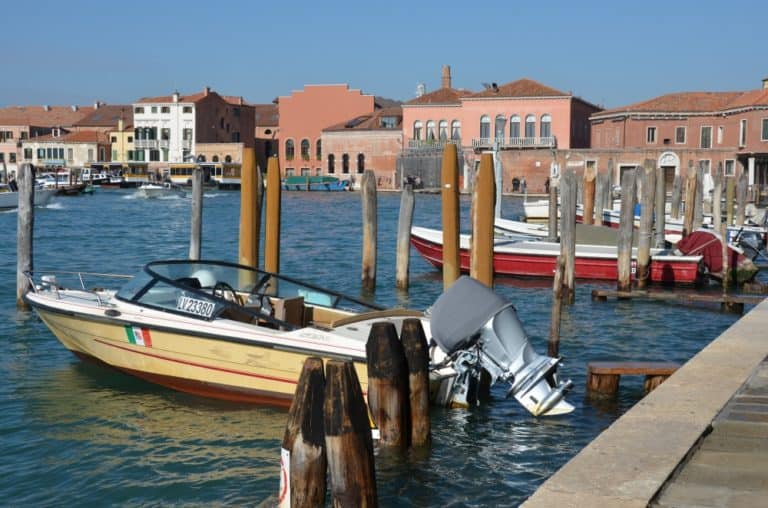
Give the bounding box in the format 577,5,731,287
328,154,335,174
224,155,232,163
495,114,506,140
426,120,436,140
212,155,219,162
315,139,322,160
342,153,350,174
540,114,552,138
413,121,422,141
510,115,521,139
300,139,310,160
198,155,206,162
451,120,461,140
525,115,536,138
357,153,365,173
479,115,491,139
439,120,448,141
285,139,295,160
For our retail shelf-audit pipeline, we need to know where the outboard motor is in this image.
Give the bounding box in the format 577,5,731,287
429,276,573,416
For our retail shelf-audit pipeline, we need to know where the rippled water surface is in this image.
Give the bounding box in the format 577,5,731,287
0,189,745,506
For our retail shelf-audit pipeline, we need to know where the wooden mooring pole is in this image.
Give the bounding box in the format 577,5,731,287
470,153,495,287
279,357,326,508
361,170,377,292
189,166,203,260
582,163,596,225
264,156,281,274
693,162,704,230
726,176,735,226
441,143,460,289
654,162,666,248
547,177,559,242
736,171,748,227
324,361,378,507
548,255,566,358
16,163,34,309
239,147,259,267
617,167,637,292
670,172,682,221
636,161,656,289
712,163,723,230
366,322,408,449
395,184,415,290
682,161,697,238
400,318,431,447
560,169,576,304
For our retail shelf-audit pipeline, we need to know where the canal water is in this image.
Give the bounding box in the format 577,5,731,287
0,189,746,506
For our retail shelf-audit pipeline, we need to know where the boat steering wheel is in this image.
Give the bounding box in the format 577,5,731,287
212,281,244,306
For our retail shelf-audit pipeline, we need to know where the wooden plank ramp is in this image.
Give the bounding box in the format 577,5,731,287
591,289,765,313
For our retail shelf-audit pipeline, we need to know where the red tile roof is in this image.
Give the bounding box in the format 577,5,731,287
73,105,133,127
726,88,768,109
324,106,403,132
595,88,768,118
253,104,278,126
137,91,209,104
405,87,473,105
30,130,108,144
468,78,568,98
0,105,91,127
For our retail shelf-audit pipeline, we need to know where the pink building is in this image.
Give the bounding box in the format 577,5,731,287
589,78,768,194
277,84,376,179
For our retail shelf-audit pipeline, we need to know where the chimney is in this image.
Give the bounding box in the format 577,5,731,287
93,101,101,110
71,105,78,112
173,91,180,103
118,118,124,131
441,65,452,89
204,86,211,96
43,105,50,112
763,77,768,89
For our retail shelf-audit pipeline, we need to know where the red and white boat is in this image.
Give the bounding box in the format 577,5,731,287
410,226,704,285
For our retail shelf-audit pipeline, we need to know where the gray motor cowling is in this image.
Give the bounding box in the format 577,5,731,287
430,276,573,416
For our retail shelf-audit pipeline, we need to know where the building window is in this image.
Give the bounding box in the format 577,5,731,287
739,119,747,147
0,153,4,162
646,126,657,144
24,148,32,160
37,148,44,158
134,106,144,114
380,116,397,128
300,139,310,160
540,114,552,138
725,159,735,176
87,149,94,161
479,115,491,139
717,126,724,144
675,126,686,144
161,106,170,113
161,128,170,140
183,106,192,113
510,115,521,138
357,153,365,173
315,139,322,160
699,159,711,175
285,139,295,160
9,153,15,163
99,147,105,161
286,168,295,177
342,153,349,174
494,115,506,140
451,120,461,140
149,149,160,161
413,121,422,141
762,118,768,141
224,155,232,163
439,120,448,141
426,120,436,140
328,154,335,174
700,126,712,149
212,155,219,162
525,115,536,138
67,148,73,161
112,150,118,160
300,167,310,176
128,136,133,142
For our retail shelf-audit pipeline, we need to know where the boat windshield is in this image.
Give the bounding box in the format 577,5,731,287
115,260,382,321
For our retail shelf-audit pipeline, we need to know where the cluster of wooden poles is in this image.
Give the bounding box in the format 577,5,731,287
279,319,431,507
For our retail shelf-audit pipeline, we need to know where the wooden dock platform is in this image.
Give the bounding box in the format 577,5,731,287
591,289,765,313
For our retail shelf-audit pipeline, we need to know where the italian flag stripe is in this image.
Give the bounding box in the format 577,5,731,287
125,326,153,347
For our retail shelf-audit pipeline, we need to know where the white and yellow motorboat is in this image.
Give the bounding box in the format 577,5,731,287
24,261,573,416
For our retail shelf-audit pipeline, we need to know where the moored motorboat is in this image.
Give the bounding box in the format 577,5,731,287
523,199,551,221
136,181,187,199
24,260,573,417
410,226,704,285
0,182,56,210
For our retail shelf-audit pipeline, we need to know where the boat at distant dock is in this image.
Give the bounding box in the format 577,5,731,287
282,175,350,191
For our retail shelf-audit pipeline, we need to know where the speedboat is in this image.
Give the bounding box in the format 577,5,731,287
24,260,573,416
0,182,56,210
137,181,186,199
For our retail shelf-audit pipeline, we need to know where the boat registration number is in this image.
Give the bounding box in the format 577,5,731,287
176,295,215,318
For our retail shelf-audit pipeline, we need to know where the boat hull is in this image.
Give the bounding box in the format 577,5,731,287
34,306,369,407
410,227,702,284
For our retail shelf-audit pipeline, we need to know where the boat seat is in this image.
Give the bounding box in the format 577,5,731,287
271,296,306,330
329,309,424,328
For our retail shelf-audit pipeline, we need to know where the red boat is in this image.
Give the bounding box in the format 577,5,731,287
410,227,704,285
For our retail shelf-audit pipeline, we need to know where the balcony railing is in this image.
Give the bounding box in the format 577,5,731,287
134,139,158,149
159,139,170,149
471,136,557,149
181,139,192,149
407,139,462,150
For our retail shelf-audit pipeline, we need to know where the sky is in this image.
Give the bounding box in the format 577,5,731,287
3,0,767,110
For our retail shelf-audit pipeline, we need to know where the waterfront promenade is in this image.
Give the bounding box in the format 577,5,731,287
523,298,768,507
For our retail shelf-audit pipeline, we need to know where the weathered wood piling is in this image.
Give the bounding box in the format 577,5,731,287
400,318,431,447
279,357,326,508
470,153,495,287
653,162,666,249
548,256,566,358
735,171,747,226
189,166,203,260
16,163,34,309
264,156,281,274
239,147,260,268
324,360,378,507
712,163,723,231
441,143,460,289
636,162,655,289
582,164,596,225
670,172,682,221
617,168,637,292
682,162,697,237
547,177,558,242
361,170,378,292
395,184,415,290
366,322,408,449
560,169,576,304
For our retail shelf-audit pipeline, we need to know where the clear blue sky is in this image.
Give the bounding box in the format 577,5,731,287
4,0,767,109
